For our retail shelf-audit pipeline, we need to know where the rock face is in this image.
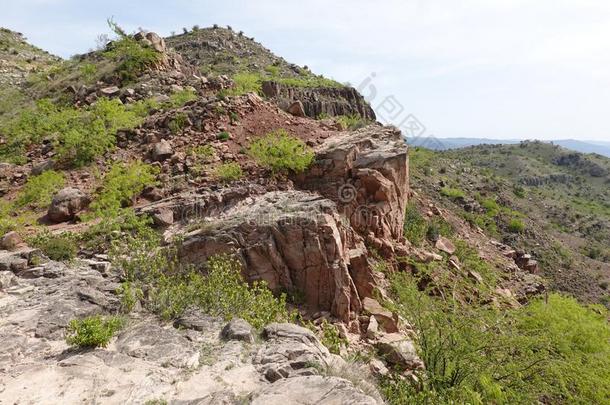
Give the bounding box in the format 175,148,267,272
0,260,381,403
296,125,409,247
261,81,376,120
178,191,369,322
47,187,90,223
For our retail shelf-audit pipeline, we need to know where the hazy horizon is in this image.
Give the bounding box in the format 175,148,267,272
2,0,609,142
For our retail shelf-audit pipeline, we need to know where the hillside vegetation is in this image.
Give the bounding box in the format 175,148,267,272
0,22,609,404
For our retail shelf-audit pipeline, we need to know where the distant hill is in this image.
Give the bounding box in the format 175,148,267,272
410,140,610,305
408,136,610,157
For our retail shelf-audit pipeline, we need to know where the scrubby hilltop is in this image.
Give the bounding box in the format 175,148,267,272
0,23,609,404
409,141,610,305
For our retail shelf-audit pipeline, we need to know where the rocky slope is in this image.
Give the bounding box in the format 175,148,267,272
0,28,59,88
1,23,607,404
410,142,610,306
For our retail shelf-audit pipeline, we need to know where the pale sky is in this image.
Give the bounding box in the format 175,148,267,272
2,0,610,141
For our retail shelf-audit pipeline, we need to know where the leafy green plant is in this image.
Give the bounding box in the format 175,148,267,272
507,218,525,233
320,320,348,355
15,170,64,209
168,88,197,108
228,72,262,96
189,145,214,161
0,97,142,165
89,161,158,216
248,129,314,174
28,231,77,261
59,98,142,166
335,114,368,131
214,162,243,182
404,203,427,246
384,273,610,404
168,112,189,134
440,187,465,200
111,234,294,328
65,315,124,348
216,131,230,141
78,63,98,82
104,19,162,83
264,64,280,77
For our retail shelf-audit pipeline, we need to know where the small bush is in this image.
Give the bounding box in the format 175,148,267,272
276,75,343,88
320,320,348,355
168,112,189,134
61,98,142,166
28,231,77,261
335,114,368,131
83,208,156,252
228,72,262,96
216,131,230,141
513,184,526,198
65,315,124,348
167,88,197,108
104,19,162,83
89,161,159,216
508,218,525,233
404,203,427,246
385,274,610,404
214,162,243,182
79,63,98,82
15,170,64,209
440,187,465,199
264,65,280,77
189,145,214,161
111,236,294,328
248,129,314,174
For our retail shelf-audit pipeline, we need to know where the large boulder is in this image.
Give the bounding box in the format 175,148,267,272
375,333,423,372
178,191,372,322
47,187,90,223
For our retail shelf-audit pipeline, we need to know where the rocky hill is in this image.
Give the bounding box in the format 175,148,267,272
0,23,609,404
409,141,610,305
0,28,59,88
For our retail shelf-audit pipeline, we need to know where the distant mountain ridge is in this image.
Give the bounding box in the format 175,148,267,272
408,136,610,157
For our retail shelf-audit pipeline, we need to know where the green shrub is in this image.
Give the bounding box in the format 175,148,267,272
79,63,98,82
335,114,368,131
275,75,343,88
320,320,348,355
168,88,197,107
264,65,280,77
214,162,243,182
248,129,314,174
1,97,142,166
513,184,526,198
28,231,77,261
216,131,230,141
129,97,161,117
65,315,124,348
82,208,156,252
15,170,64,209
440,187,465,199
104,19,162,83
228,72,262,96
507,218,525,233
111,235,294,328
168,112,189,134
189,145,214,161
385,274,610,404
404,203,427,246
89,161,159,216
57,98,142,166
